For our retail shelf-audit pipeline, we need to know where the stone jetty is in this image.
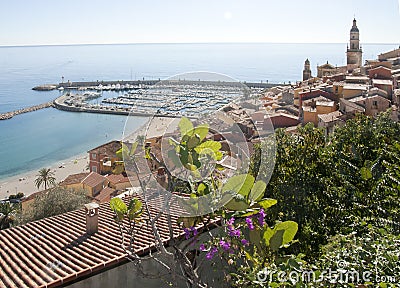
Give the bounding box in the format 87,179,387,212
0,102,53,120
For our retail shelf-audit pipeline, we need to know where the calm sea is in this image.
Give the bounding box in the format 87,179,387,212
0,43,397,179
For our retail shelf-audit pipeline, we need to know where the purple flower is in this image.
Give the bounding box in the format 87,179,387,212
246,217,255,230
228,228,241,238
257,208,266,226
206,251,213,260
227,217,235,226
199,244,206,251
219,240,231,251
192,227,198,236
241,239,249,246
206,246,218,260
184,228,191,240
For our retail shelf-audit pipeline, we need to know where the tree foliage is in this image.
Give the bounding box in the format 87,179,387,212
23,186,88,223
34,168,56,190
0,201,20,229
256,112,400,260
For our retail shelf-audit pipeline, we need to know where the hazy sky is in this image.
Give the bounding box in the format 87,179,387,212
0,0,399,46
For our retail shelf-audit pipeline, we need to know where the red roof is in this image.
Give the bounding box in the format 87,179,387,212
81,172,108,188
0,195,186,288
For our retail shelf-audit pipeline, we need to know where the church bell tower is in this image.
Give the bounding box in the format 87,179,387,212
303,58,312,81
346,18,363,72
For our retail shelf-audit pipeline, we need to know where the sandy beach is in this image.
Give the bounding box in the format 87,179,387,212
0,154,89,200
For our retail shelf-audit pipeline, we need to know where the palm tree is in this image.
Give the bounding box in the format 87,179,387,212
34,168,56,190
0,202,19,229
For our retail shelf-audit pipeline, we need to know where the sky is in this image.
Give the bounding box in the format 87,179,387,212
0,0,399,46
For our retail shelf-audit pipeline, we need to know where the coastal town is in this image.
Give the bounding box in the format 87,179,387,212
0,18,400,288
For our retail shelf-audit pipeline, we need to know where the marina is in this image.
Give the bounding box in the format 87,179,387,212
1,80,268,121
53,81,265,118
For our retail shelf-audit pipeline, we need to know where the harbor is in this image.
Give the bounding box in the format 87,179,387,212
0,80,285,122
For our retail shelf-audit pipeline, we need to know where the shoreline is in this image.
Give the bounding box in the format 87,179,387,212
0,153,89,200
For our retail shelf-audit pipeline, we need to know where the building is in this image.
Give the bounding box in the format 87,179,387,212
342,84,369,99
302,99,337,126
368,66,392,80
88,140,122,175
378,47,400,61
297,88,335,107
268,112,300,128
60,172,116,203
106,174,132,191
317,61,337,78
346,18,363,72
339,98,365,118
348,94,391,118
372,79,393,98
80,172,110,197
303,59,312,81
318,110,344,136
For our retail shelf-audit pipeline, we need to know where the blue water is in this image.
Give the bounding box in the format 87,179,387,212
0,43,398,179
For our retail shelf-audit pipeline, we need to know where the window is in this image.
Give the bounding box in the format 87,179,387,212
373,101,378,106
91,153,96,159
92,166,97,172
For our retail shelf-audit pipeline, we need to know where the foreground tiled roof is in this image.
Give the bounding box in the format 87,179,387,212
0,194,186,288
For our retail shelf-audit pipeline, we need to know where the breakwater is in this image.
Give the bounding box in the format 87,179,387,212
0,102,53,120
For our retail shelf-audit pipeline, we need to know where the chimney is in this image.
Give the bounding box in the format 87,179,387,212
85,202,99,235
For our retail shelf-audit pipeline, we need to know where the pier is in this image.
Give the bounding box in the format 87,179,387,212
0,102,53,120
